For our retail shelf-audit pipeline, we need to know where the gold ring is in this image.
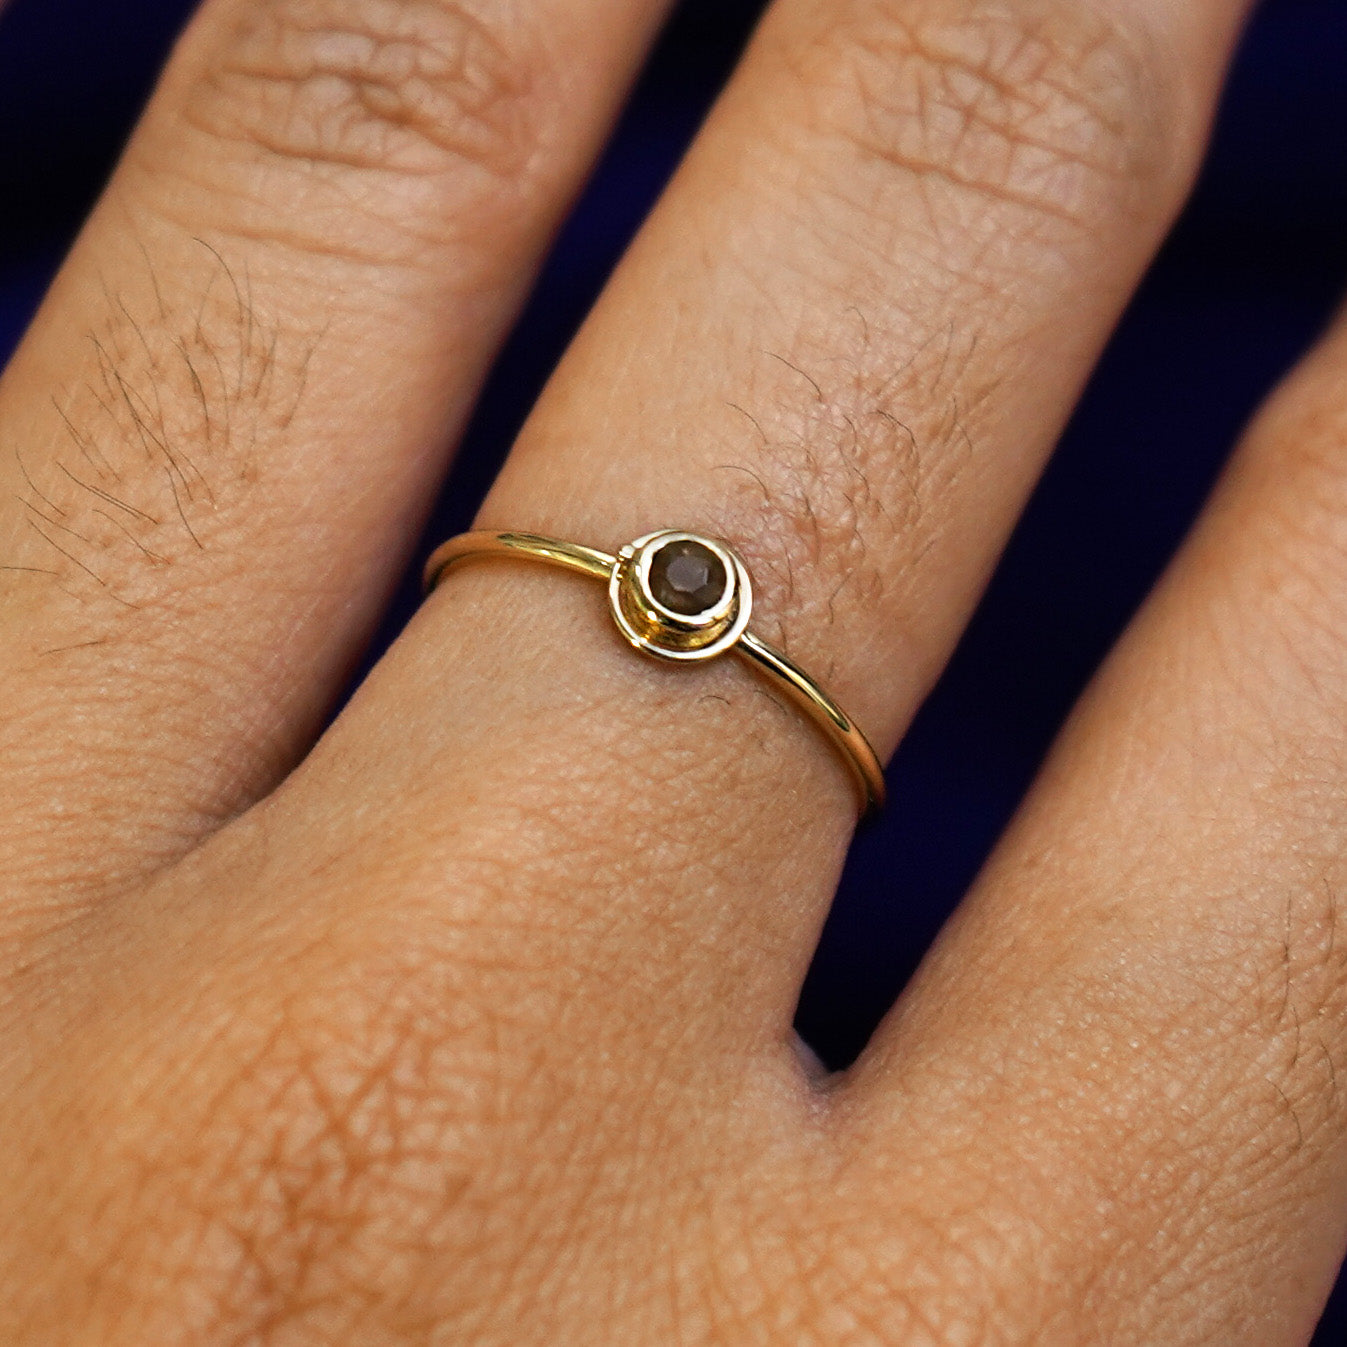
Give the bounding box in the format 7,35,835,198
423,529,886,819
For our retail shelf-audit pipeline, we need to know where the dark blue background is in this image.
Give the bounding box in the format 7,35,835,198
3,0,1345,1335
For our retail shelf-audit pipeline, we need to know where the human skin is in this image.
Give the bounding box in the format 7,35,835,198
3,0,1347,1340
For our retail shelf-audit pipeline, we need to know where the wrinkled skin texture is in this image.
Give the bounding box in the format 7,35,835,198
3,0,1347,1342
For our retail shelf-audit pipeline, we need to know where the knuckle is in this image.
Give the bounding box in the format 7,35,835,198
778,0,1181,233
183,0,549,191
94,939,548,1339
72,908,752,1341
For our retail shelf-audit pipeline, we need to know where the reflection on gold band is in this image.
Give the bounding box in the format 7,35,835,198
423,529,886,820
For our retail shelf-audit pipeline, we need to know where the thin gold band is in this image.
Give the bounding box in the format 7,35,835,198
423,530,886,818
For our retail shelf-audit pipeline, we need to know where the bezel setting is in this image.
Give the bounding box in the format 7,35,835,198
608,530,753,662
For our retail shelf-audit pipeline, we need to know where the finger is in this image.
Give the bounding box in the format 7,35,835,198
247,0,1250,1033
0,0,673,909
846,318,1347,1339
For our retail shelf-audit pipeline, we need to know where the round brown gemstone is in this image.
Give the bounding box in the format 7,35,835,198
647,538,728,617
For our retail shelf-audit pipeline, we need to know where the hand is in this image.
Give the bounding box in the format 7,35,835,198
1,0,1342,1340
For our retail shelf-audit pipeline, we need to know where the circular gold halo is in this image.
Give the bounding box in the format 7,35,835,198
609,530,753,662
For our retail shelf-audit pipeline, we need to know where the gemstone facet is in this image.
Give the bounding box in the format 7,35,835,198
647,538,728,617
610,530,752,661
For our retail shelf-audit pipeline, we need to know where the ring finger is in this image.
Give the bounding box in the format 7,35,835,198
246,0,1253,1034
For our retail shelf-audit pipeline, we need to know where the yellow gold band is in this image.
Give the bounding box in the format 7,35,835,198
423,529,886,819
